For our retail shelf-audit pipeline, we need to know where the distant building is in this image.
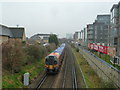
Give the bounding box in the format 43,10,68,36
87,24,94,44
29,34,52,44
79,28,87,46
0,24,26,44
66,33,73,39
110,2,120,64
73,32,79,41
79,30,83,40
83,27,87,45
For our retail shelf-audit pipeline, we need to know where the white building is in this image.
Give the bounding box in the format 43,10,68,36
66,33,73,39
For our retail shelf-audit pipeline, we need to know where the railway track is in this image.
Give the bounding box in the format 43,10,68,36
36,73,48,89
72,66,77,89
36,73,57,89
62,45,78,89
62,55,68,89
61,58,78,89
72,49,78,89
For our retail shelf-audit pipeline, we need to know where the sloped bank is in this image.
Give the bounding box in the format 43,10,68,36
79,47,120,88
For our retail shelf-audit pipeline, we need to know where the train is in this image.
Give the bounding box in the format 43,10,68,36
44,43,66,73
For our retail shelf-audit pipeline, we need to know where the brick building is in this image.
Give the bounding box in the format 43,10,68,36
87,24,94,44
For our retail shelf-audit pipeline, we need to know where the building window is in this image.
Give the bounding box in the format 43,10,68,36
114,37,118,45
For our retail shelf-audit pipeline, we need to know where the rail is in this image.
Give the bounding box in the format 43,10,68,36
72,66,77,89
62,51,67,89
36,73,48,89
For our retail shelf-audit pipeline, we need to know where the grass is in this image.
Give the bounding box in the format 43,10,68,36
93,52,120,70
73,48,114,88
2,59,44,88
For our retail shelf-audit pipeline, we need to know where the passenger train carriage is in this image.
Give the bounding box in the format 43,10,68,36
45,43,65,73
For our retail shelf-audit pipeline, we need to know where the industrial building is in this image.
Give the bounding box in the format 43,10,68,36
0,24,26,44
29,34,52,44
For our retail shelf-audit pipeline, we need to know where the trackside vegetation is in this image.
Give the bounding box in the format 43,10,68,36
3,59,44,88
2,40,56,88
93,51,120,70
71,44,115,88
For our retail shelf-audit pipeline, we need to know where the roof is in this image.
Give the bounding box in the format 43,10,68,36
118,1,120,7
97,14,110,20
0,25,13,37
97,14,110,17
110,4,118,12
0,24,25,38
37,34,50,36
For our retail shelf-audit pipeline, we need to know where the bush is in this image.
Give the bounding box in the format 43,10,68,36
46,43,56,53
22,41,26,44
25,45,47,63
76,48,79,52
2,40,57,73
71,43,75,48
2,40,26,73
102,81,115,88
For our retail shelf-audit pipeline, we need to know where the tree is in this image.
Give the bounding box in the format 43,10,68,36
49,34,59,46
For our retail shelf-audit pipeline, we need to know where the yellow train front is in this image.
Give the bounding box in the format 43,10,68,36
44,43,65,73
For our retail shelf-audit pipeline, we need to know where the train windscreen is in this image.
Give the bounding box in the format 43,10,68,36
46,56,54,65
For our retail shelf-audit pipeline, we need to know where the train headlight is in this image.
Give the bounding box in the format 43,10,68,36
45,65,48,67
54,65,58,68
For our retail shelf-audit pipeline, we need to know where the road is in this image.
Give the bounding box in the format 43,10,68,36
36,44,86,88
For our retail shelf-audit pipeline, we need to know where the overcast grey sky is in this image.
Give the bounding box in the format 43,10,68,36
1,1,120,38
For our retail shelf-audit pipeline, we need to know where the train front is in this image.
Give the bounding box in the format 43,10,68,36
44,43,65,73
45,54,59,73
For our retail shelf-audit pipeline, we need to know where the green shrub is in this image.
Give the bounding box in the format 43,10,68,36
76,48,79,52
45,43,56,53
25,45,47,63
71,43,75,48
102,81,115,88
22,41,26,44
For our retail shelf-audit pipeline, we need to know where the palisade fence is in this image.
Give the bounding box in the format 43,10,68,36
79,48,120,88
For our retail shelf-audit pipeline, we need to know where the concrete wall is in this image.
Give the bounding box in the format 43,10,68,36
0,35,24,45
79,48,120,88
22,31,26,41
0,36,9,45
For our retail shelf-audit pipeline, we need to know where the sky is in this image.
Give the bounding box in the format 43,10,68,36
1,0,120,38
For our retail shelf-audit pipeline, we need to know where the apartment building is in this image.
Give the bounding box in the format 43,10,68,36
110,2,120,64
82,27,87,46
87,15,110,46
94,15,110,46
87,24,94,44
73,32,79,41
